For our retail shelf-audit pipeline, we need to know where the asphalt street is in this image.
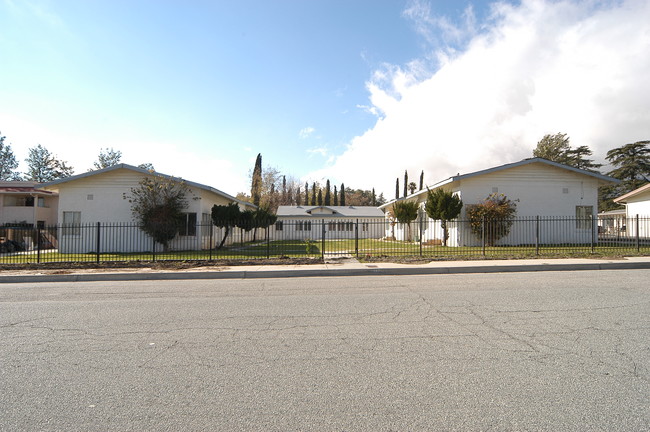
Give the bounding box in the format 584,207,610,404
1,270,649,431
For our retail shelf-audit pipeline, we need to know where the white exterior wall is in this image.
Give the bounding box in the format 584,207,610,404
273,217,386,240
0,194,57,226
624,190,650,238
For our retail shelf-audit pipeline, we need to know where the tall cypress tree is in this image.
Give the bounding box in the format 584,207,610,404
311,182,317,205
419,171,424,190
324,179,331,205
304,182,309,205
251,153,262,206
395,178,399,200
372,188,377,206
340,183,346,206
317,189,323,206
296,186,302,206
404,170,408,197
333,186,338,205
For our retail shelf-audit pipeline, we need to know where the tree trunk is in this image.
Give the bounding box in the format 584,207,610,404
216,226,231,250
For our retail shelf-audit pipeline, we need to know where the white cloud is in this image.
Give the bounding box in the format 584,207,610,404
307,147,328,157
299,127,315,139
309,0,650,197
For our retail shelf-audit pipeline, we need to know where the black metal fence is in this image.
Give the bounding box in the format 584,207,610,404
1,215,649,264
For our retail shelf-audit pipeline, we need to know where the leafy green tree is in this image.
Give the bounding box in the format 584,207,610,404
425,188,463,246
127,175,188,251
466,193,518,246
138,162,155,171
211,202,242,249
533,133,600,171
392,200,419,241
93,147,122,170
533,133,572,164
24,144,74,182
0,132,21,180
600,140,650,211
251,153,263,207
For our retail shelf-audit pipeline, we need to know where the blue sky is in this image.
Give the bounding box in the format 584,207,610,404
2,0,649,197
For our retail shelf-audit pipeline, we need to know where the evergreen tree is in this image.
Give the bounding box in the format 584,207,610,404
372,188,377,206
340,183,346,206
419,171,424,190
296,186,302,206
251,153,263,207
403,171,408,196
93,147,122,170
395,178,399,200
317,189,323,206
24,144,74,182
281,175,287,203
0,132,21,180
606,141,650,187
566,145,602,172
601,140,650,211
305,182,309,206
324,179,331,205
311,182,316,205
333,185,338,205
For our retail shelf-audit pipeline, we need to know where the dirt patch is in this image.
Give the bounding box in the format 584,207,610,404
0,257,323,273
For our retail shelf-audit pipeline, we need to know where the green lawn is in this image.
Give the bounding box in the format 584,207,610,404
1,238,649,264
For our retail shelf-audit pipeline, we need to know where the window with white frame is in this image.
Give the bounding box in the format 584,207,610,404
179,212,197,236
62,211,81,236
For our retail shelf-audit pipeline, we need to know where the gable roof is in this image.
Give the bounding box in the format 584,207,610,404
380,158,620,209
40,164,254,209
614,183,650,204
277,205,384,218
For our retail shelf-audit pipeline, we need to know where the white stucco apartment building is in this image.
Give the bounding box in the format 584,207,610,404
41,164,254,253
275,205,386,240
381,158,619,246
614,183,650,238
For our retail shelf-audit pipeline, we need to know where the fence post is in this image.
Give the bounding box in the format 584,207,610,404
634,213,641,252
591,214,595,254
355,219,359,258
96,222,101,264
482,215,486,256
419,212,423,257
266,226,270,259
36,227,41,264
535,216,540,256
209,223,213,261
321,219,325,259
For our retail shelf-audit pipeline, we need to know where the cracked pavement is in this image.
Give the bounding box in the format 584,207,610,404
1,270,649,431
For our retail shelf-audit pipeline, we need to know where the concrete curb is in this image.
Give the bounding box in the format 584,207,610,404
2,260,650,284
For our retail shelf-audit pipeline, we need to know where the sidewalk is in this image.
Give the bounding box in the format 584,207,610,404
2,256,650,284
